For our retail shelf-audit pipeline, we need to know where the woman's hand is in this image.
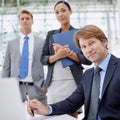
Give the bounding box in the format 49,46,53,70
55,45,72,59
49,44,73,63
53,43,62,53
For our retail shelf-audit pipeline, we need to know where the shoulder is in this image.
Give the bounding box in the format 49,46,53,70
110,54,120,65
44,29,59,40
47,29,59,35
83,67,94,77
34,35,41,40
7,37,20,44
33,35,44,43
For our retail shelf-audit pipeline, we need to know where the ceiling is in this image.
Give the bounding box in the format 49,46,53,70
0,0,117,14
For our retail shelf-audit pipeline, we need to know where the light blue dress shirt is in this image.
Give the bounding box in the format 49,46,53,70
98,54,111,100
96,53,111,120
48,54,111,118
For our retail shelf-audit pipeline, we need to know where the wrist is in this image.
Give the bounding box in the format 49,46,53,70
45,105,52,115
68,50,73,56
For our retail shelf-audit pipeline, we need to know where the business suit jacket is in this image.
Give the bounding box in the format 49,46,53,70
50,55,120,120
40,26,91,87
2,35,47,104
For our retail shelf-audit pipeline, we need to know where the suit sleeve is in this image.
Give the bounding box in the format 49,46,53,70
40,30,56,65
50,81,84,115
2,42,11,77
77,53,92,65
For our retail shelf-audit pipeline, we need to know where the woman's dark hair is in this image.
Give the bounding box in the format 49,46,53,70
54,0,71,10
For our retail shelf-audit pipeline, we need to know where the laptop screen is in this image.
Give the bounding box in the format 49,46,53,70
0,78,26,120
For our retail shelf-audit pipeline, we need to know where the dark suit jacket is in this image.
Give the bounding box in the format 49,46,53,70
50,55,120,120
40,26,91,87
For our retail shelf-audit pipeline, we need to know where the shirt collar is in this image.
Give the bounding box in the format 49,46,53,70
94,53,111,72
20,32,33,40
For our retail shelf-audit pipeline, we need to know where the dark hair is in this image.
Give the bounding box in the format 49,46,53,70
54,0,71,10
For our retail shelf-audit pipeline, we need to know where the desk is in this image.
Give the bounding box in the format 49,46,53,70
26,114,78,120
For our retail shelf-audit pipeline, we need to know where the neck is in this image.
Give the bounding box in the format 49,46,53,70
61,23,71,32
95,52,109,66
21,29,31,35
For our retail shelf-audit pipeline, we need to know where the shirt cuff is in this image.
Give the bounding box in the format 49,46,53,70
45,105,52,115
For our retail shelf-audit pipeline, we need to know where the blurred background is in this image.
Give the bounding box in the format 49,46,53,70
0,0,120,74
0,0,120,119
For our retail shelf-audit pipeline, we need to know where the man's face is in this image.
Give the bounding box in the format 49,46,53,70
79,37,108,65
19,13,33,32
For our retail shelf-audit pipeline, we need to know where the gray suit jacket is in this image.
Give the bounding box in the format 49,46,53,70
2,35,47,104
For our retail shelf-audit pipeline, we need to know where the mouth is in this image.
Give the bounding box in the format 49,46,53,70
59,18,64,21
88,53,96,59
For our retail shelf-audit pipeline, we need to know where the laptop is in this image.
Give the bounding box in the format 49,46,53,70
0,78,26,120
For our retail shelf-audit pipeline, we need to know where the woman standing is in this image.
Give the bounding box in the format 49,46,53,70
41,0,91,118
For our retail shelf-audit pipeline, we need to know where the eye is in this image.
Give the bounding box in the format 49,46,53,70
26,17,30,20
55,11,59,14
61,9,66,13
20,18,24,21
81,45,86,49
89,41,95,46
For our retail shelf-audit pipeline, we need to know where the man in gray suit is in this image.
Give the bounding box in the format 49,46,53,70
2,10,47,105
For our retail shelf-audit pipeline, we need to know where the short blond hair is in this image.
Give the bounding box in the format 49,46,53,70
18,9,33,20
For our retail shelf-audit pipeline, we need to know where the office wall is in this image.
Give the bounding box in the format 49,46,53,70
0,0,120,67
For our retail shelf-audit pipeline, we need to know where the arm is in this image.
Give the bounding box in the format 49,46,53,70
40,31,55,65
27,81,84,116
2,42,11,77
52,43,91,64
67,51,80,62
78,53,92,65
40,31,75,65
49,44,73,63
27,99,50,116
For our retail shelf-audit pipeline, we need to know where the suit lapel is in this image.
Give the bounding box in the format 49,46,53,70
15,38,20,59
87,69,94,99
101,55,117,99
13,38,20,75
85,68,94,112
32,36,36,62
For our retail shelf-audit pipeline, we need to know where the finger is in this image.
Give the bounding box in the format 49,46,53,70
27,103,34,116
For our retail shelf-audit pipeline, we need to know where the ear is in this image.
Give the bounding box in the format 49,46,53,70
32,19,33,24
70,9,72,15
103,39,108,48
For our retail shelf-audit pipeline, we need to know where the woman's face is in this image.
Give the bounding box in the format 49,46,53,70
54,3,72,25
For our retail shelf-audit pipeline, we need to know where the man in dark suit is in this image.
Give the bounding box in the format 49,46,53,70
2,10,47,105
27,25,120,120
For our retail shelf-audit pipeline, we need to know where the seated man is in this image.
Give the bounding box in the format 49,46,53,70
27,25,120,120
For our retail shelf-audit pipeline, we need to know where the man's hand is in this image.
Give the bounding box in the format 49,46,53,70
27,99,50,116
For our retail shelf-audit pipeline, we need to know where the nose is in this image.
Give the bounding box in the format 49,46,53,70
23,18,27,21
85,46,92,54
58,12,63,17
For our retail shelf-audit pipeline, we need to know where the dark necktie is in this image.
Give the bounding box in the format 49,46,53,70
19,36,29,79
87,67,101,120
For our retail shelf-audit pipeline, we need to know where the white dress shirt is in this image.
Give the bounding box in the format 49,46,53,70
20,33,34,82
